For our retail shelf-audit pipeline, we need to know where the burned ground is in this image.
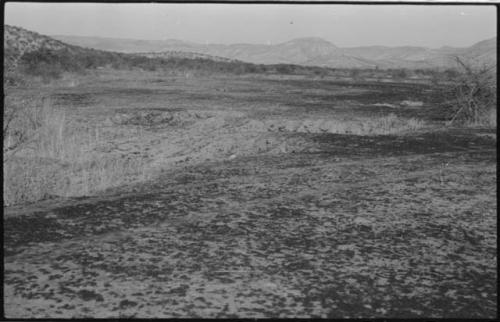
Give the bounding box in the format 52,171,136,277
3,72,497,318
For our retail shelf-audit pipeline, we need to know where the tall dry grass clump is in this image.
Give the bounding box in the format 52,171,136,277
4,93,42,159
3,96,151,206
33,100,66,158
4,96,75,161
363,113,425,135
447,57,497,128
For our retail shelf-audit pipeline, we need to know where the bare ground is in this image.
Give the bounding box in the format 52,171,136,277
3,72,497,318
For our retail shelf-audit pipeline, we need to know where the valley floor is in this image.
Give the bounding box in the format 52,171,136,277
3,71,497,318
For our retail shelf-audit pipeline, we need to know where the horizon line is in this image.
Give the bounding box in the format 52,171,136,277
5,23,497,50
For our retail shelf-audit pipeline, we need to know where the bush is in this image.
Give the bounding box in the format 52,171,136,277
447,57,497,127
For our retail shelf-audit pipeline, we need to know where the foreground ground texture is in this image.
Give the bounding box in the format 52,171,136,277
4,72,497,318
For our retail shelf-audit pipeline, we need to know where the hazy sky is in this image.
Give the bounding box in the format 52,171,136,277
4,2,497,48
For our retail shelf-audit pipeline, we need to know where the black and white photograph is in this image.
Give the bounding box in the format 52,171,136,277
3,1,497,318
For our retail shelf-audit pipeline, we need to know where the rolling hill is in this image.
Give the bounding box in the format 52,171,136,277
4,23,496,79
53,33,497,69
6,24,359,81
3,25,269,78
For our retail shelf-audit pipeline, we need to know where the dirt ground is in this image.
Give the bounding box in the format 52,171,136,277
3,71,497,318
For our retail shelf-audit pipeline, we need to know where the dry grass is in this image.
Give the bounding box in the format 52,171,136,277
328,113,426,135
487,107,497,128
3,99,152,206
0,71,448,206
4,150,152,206
260,113,426,136
446,107,497,129
4,97,91,161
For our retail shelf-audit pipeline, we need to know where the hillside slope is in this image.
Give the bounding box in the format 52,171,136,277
3,25,273,77
4,25,76,71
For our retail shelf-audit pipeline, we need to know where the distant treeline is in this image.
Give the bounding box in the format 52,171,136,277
15,46,461,81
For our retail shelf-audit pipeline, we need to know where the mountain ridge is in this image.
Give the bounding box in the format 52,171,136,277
51,32,497,69
4,24,496,70
4,25,249,70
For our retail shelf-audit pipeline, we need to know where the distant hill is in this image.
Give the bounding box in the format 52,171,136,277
4,23,496,84
459,37,497,66
3,24,334,79
3,25,260,77
4,25,240,69
53,33,497,69
52,34,377,68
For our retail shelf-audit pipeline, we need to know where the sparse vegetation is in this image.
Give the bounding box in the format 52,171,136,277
3,95,152,205
447,57,497,127
4,48,493,206
356,113,426,135
3,91,44,160
251,113,425,136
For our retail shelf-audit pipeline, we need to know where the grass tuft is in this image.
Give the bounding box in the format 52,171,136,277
3,99,151,206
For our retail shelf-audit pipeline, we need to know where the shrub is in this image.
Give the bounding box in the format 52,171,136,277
447,57,497,127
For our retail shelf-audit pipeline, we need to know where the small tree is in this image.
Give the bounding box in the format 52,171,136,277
447,57,497,127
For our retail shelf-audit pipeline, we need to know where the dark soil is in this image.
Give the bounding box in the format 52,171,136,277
4,74,497,318
4,129,496,318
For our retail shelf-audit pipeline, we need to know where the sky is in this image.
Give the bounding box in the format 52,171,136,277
4,2,497,48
